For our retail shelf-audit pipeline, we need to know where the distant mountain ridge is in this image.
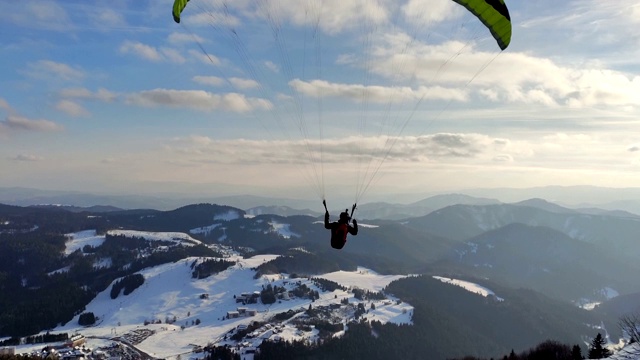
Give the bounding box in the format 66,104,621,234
30,204,124,213
245,205,321,217
5,185,640,215
405,202,640,258
444,223,640,302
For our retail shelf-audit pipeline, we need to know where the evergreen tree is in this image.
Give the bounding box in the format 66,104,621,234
78,312,96,326
587,333,612,359
571,344,583,360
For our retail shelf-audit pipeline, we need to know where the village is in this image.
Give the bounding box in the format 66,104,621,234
1,271,412,360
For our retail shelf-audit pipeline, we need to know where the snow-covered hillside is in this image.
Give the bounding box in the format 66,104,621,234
31,230,419,359
11,228,631,360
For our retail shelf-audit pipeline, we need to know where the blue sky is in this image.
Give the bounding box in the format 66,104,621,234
1,0,640,203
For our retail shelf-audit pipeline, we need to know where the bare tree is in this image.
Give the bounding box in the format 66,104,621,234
619,313,640,344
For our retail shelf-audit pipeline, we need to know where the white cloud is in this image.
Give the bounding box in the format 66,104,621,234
475,53,640,108
229,77,260,89
493,154,513,162
88,8,127,29
193,76,225,87
125,89,272,112
119,41,187,64
12,154,44,162
164,133,502,165
0,115,63,133
354,31,640,109
254,0,389,34
520,1,640,56
161,48,187,63
59,87,118,102
120,41,163,62
401,0,462,25
160,131,640,184
56,100,90,117
9,1,72,31
25,60,85,82
289,79,467,103
265,61,280,73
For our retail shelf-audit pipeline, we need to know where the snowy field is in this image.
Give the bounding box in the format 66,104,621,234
12,229,628,360
13,230,418,359
433,276,504,301
319,267,409,293
64,230,106,255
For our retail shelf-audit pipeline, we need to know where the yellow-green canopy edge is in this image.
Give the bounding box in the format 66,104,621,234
172,0,511,50
452,0,512,50
172,0,189,23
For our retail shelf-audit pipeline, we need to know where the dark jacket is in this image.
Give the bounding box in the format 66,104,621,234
324,212,358,249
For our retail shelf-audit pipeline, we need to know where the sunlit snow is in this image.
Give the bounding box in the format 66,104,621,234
190,223,222,236
20,239,414,360
433,276,504,301
268,221,299,239
318,267,408,293
64,230,106,255
108,229,202,246
215,210,241,221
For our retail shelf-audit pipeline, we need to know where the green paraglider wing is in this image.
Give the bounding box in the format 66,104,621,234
172,0,189,23
452,0,512,50
172,0,511,48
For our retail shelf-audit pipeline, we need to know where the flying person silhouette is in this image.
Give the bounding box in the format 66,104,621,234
323,200,358,249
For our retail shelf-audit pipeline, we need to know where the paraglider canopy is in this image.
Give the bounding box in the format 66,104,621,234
172,0,189,23
452,0,511,50
172,0,512,50
169,0,514,204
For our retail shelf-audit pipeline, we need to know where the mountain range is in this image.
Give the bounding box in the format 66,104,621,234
1,190,639,359
5,185,640,216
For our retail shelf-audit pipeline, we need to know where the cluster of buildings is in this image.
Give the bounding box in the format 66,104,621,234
227,307,258,319
0,347,16,355
235,291,261,304
3,335,102,360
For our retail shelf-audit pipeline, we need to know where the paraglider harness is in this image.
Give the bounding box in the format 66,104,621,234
324,200,357,249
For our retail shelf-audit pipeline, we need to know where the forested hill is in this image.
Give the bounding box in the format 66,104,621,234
253,275,597,360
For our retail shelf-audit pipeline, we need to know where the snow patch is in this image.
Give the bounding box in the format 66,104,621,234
317,267,408,293
190,223,222,236
268,221,299,239
108,230,202,246
64,230,105,255
215,210,241,221
433,276,504,301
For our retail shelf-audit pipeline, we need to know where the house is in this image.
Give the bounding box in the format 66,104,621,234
227,311,239,319
246,309,257,316
66,334,86,348
0,348,15,355
236,292,260,304
237,307,247,315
